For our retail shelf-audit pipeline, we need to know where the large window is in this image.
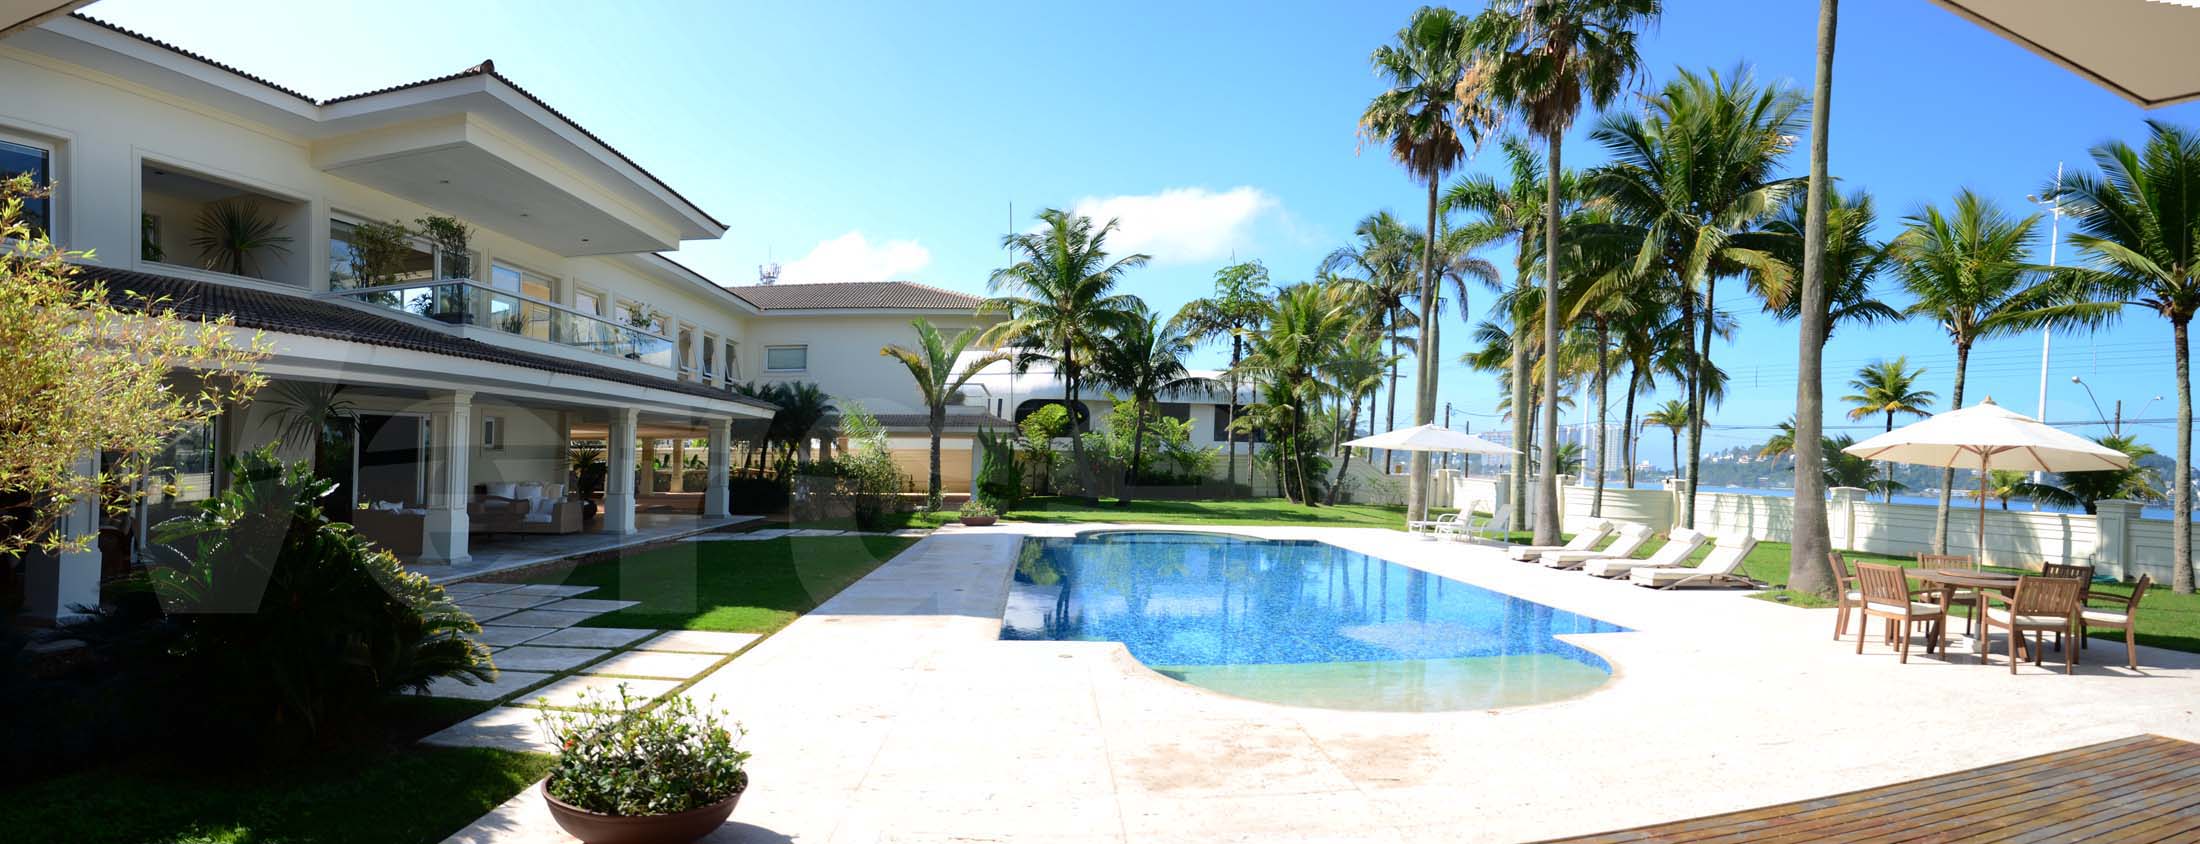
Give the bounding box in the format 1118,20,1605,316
701,333,718,380
490,261,556,339
1,137,52,238
677,325,696,378
723,339,739,381
328,218,434,289
764,345,807,372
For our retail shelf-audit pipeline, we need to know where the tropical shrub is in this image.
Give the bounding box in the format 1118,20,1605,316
146,447,491,749
826,403,905,530
540,687,749,816
1018,404,1069,495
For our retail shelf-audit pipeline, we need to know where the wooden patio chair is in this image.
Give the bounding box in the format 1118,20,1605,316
1855,562,1948,664
1828,551,1862,641
1980,575,2087,674
2079,574,2152,669
1917,553,1981,635
2041,563,2096,651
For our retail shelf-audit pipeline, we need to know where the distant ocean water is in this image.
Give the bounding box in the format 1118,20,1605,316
1625,482,2192,522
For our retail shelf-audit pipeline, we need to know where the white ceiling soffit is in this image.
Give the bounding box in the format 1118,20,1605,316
0,0,86,38
1931,0,2200,108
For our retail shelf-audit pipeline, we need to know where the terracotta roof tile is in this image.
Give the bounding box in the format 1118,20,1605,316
78,265,775,411
727,282,983,311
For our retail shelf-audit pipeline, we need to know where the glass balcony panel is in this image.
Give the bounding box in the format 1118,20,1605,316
326,279,675,371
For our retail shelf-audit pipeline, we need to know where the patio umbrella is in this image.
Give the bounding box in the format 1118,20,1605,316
1841,397,2129,564
1343,425,1518,526
1342,424,1518,456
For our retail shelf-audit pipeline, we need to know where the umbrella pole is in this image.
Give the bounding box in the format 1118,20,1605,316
1977,451,1989,566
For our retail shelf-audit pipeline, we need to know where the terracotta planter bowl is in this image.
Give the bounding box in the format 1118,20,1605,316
543,783,742,844
960,515,998,527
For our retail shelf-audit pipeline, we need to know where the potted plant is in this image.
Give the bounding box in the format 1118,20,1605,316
538,686,749,844
416,214,472,280
957,499,998,527
190,198,292,278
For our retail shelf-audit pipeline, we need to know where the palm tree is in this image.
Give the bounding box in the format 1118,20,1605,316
1823,434,1902,496
1469,0,1660,545
982,209,1148,504
1361,5,1491,522
1236,283,1355,505
1179,260,1271,491
1643,399,1690,477
256,381,357,480
880,318,1011,510
1090,302,1206,506
1587,65,1803,532
768,382,836,463
1759,190,1901,344
1446,137,1582,527
2023,434,2167,515
1324,331,1400,504
1970,469,2040,511
1842,357,1936,502
1889,190,2118,553
2048,120,2200,594
1786,0,1843,599
1321,212,1420,470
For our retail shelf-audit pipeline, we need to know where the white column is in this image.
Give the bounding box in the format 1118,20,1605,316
2095,499,2140,581
605,408,639,534
23,451,102,624
1828,486,1864,552
421,390,474,565
704,418,731,519
670,438,687,493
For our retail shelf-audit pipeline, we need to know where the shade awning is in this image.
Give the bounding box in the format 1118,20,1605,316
1343,424,1518,455
1932,0,2200,108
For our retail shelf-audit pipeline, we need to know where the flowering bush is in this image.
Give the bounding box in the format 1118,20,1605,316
540,686,750,816
957,499,997,520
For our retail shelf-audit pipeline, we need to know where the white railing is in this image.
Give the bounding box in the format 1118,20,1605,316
325,279,675,369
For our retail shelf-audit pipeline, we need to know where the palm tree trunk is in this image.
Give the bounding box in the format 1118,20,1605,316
1327,394,1364,505
1408,174,1440,523
1066,359,1097,504
1686,276,1715,530
1225,335,1241,493
1511,304,1531,531
1534,133,1563,545
1884,411,1896,503
1933,342,1971,554
2174,317,2194,594
1622,367,1639,488
927,406,945,511
1385,305,1400,475
1787,0,1840,600
1593,322,1610,518
1123,405,1147,508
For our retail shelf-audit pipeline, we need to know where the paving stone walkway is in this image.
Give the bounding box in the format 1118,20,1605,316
419,580,761,753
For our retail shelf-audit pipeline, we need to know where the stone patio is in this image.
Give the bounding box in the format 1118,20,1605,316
439,525,2200,844
421,513,763,583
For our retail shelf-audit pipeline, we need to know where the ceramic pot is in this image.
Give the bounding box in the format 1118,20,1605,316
543,783,742,844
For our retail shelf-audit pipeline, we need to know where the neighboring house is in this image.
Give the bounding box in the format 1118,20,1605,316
728,280,1009,491
0,14,997,621
958,354,1263,454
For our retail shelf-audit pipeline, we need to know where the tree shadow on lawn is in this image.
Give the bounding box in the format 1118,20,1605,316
523,535,920,634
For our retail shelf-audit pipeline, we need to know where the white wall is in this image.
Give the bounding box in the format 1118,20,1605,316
739,312,989,415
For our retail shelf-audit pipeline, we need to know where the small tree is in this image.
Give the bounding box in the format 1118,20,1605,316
1019,404,1070,495
880,319,1009,510
0,174,268,562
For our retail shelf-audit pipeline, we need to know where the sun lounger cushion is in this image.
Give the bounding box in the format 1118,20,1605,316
1985,607,2067,627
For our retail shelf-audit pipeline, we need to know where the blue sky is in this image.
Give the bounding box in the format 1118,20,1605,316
83,0,2200,467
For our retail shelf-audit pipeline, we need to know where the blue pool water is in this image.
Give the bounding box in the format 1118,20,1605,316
999,531,1629,711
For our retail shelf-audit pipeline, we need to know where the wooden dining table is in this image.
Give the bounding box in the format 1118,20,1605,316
1907,568,2023,662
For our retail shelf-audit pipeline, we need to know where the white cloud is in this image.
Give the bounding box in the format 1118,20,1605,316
1065,187,1278,264
775,231,931,283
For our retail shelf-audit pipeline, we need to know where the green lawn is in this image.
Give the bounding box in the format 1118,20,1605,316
2,698,549,844
1002,496,1445,528
518,534,919,633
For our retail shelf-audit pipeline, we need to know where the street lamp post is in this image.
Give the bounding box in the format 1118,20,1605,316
2028,164,2065,481
2069,375,2152,437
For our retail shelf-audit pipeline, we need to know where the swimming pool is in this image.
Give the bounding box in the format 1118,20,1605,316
999,531,1628,711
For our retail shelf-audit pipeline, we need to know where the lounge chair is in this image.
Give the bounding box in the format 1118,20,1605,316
1505,519,1616,561
1538,522,1653,569
1629,534,1763,590
1451,502,1512,543
1582,528,1708,578
1407,512,1459,539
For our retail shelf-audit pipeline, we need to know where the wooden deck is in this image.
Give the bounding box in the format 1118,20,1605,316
1542,734,2200,843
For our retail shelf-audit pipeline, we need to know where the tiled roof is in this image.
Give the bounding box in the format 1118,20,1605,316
68,15,723,231
727,282,983,312
77,265,776,411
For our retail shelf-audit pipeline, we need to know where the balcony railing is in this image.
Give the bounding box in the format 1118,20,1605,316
326,279,674,369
